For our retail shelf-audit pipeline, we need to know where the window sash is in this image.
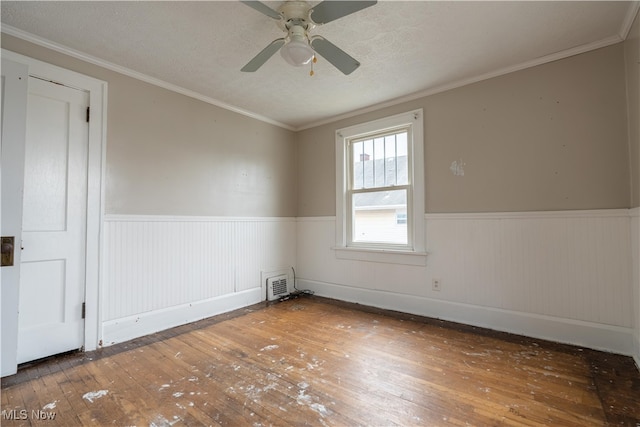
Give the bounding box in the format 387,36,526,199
345,125,414,250
347,186,411,248
348,128,410,192
335,109,425,262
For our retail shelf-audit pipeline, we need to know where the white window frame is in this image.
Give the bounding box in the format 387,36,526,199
335,109,426,266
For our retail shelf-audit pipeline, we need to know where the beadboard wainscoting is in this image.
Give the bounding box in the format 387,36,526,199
296,210,634,355
102,215,296,345
631,208,640,367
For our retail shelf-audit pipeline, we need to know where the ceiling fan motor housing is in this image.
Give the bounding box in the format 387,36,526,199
277,1,316,32
277,1,315,67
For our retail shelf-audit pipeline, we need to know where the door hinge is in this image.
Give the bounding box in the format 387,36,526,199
82,302,86,319
86,106,90,123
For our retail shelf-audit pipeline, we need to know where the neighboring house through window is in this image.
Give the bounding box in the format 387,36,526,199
335,109,426,266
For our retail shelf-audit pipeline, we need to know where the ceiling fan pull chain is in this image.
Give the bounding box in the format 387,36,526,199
310,55,317,76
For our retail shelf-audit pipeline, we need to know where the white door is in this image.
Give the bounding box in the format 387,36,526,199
1,59,29,377
16,77,89,363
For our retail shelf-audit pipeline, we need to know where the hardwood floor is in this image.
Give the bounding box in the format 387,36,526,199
2,296,639,426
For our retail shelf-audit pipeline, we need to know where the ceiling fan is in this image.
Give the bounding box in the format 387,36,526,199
240,0,377,75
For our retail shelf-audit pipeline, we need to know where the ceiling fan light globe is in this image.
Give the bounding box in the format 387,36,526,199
280,40,315,67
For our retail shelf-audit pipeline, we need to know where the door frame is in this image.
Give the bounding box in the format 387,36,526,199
1,58,29,376
1,49,107,364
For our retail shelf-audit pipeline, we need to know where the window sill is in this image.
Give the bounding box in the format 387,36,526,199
332,246,428,266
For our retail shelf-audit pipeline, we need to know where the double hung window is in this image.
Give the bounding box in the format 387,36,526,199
335,109,425,265
349,129,411,247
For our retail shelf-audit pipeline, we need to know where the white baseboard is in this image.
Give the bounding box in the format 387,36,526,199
299,278,634,356
102,288,263,346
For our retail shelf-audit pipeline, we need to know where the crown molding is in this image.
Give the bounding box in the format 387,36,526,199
1,25,296,131
3,13,634,134
619,1,640,40
296,34,624,131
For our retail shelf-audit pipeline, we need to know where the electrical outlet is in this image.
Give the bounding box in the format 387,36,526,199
432,279,441,291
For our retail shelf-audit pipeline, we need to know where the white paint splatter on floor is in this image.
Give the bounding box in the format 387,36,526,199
296,389,312,405
263,382,277,392
310,403,329,417
82,390,108,403
463,352,489,357
42,401,57,410
149,414,181,426
294,381,332,420
260,345,279,351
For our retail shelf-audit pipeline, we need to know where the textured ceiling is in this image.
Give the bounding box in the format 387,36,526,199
1,1,637,130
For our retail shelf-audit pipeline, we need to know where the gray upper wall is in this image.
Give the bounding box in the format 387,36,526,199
2,34,298,217
297,43,633,216
3,28,637,217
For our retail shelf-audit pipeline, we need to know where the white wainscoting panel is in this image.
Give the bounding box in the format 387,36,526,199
102,215,296,345
631,208,640,367
296,210,633,355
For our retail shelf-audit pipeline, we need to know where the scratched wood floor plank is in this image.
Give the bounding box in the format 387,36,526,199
1,296,639,426
237,302,604,425
168,331,318,425
183,318,369,426
187,321,386,426
152,337,284,425
215,308,443,425
213,305,404,425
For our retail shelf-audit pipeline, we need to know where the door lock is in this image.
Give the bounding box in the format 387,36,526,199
1,236,15,267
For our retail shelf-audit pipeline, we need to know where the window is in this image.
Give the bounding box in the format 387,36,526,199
335,110,426,265
350,129,410,246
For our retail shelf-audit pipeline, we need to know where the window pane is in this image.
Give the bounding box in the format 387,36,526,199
395,154,408,185
353,139,381,190
363,139,374,188
391,132,408,185
352,189,407,244
373,137,384,187
352,140,364,189
386,136,397,187
352,131,408,190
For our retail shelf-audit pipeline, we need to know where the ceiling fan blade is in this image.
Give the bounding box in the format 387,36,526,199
310,37,360,75
240,1,282,20
310,1,377,24
241,38,286,72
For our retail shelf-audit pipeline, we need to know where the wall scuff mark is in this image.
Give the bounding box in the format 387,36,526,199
450,159,466,176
